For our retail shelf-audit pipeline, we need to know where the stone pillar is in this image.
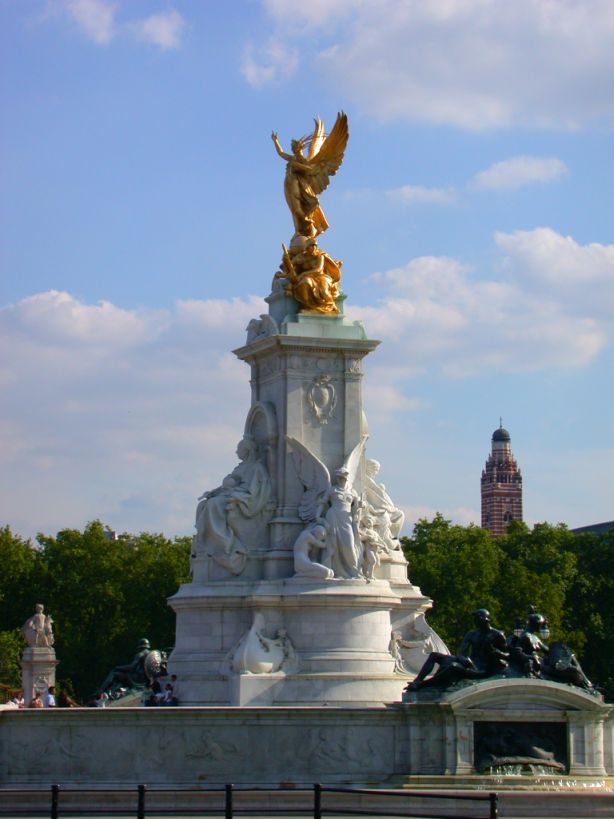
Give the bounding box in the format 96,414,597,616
568,713,607,776
20,646,59,703
233,312,379,580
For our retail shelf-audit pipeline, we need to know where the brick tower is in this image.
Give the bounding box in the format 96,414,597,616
481,422,523,535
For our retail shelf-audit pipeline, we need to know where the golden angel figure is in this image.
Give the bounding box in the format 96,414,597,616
272,112,349,239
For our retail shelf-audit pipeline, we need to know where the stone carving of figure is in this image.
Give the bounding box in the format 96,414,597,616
358,514,386,580
194,435,272,575
293,523,334,580
364,459,404,551
318,468,362,579
22,604,54,648
389,631,420,674
406,608,509,691
287,435,367,580
228,613,298,674
271,113,349,240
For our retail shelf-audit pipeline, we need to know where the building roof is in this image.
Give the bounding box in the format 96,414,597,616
570,521,614,536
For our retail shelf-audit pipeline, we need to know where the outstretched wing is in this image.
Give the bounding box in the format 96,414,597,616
343,434,368,487
307,117,326,161
287,436,331,522
308,112,349,196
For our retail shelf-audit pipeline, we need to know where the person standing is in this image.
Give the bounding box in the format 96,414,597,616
43,686,56,708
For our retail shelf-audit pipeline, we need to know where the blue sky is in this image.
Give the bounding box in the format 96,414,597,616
2,0,613,539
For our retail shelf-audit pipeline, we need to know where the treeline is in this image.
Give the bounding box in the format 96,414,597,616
402,515,614,700
2,517,613,701
0,522,191,700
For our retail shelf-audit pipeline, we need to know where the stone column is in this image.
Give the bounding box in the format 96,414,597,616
21,646,59,703
568,713,607,776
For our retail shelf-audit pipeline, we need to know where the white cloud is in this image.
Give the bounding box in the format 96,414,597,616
262,0,359,31
495,227,614,318
241,39,299,87
254,0,614,129
127,9,186,50
2,227,612,538
387,185,457,205
349,228,612,377
0,292,265,537
62,0,116,44
50,1,186,50
473,156,568,191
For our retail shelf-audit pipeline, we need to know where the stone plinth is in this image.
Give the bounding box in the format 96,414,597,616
1,688,612,799
402,678,611,778
20,646,58,703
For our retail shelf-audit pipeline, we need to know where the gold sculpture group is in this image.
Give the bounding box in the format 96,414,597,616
272,113,349,314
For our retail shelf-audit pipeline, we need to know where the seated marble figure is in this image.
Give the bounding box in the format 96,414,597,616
194,435,272,576
406,608,508,691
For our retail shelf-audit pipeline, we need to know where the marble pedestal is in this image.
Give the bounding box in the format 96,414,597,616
20,646,58,703
169,304,440,705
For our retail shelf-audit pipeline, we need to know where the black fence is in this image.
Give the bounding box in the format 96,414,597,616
0,783,498,819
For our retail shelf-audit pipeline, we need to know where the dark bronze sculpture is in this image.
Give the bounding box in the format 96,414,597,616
405,606,595,694
406,609,508,691
508,610,593,689
98,638,167,695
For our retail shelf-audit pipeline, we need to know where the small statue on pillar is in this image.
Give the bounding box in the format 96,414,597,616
20,603,59,704
22,603,55,648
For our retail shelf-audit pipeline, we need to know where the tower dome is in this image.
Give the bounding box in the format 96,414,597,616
492,426,511,443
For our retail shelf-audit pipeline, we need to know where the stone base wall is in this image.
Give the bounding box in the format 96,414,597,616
1,681,612,789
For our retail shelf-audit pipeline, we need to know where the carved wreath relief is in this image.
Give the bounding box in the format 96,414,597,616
306,374,336,424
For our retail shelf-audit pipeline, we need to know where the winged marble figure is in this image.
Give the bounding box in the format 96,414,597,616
287,435,367,579
272,113,349,239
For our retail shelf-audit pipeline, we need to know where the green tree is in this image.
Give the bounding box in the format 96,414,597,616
403,514,504,650
0,521,192,699
0,628,24,689
0,526,44,634
564,528,614,699
496,521,579,647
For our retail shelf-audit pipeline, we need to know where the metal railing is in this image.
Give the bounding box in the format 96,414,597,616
0,783,498,819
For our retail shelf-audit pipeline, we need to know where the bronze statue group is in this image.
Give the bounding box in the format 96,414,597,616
406,607,594,693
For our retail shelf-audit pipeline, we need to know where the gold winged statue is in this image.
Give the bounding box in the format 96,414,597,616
272,113,349,313
271,112,349,240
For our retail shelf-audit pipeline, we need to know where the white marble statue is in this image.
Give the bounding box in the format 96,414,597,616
228,613,298,674
287,436,367,579
22,604,54,648
194,435,272,575
389,630,425,674
358,514,386,581
293,523,334,580
399,612,451,673
364,458,405,551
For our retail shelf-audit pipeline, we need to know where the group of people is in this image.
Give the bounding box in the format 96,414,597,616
144,674,179,706
406,608,593,692
11,685,74,708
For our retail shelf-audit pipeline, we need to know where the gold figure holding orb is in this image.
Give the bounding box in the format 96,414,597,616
272,113,349,314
